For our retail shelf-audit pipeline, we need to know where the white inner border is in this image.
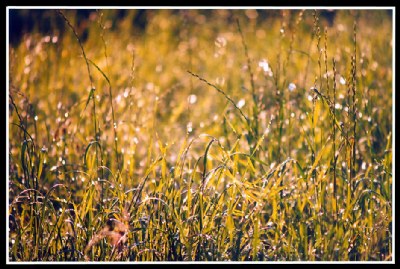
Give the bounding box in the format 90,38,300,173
6,6,395,265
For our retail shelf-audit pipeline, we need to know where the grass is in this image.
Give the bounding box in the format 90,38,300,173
8,9,393,262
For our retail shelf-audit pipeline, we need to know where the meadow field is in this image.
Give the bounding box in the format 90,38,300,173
8,9,393,262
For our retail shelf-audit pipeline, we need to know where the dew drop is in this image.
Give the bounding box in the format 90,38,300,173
362,162,367,170
188,94,197,104
237,99,245,109
187,122,193,133
288,83,296,92
258,59,270,73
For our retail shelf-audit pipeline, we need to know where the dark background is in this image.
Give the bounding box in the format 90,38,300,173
8,9,342,46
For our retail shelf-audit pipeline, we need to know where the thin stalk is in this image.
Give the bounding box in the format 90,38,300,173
351,21,357,188
302,10,315,89
314,10,323,151
346,70,352,193
332,58,338,218
58,10,98,139
285,11,303,157
236,18,259,153
324,27,330,103
58,11,101,211
127,47,137,183
186,13,195,137
323,27,330,217
98,10,120,171
311,10,320,205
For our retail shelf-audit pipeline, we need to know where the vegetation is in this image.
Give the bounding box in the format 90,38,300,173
8,9,393,261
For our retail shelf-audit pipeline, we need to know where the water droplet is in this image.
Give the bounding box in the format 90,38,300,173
362,162,367,170
50,166,57,171
155,64,163,73
188,94,197,104
237,99,245,109
187,122,193,133
288,83,296,92
259,59,270,72
34,115,38,121
24,55,31,65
